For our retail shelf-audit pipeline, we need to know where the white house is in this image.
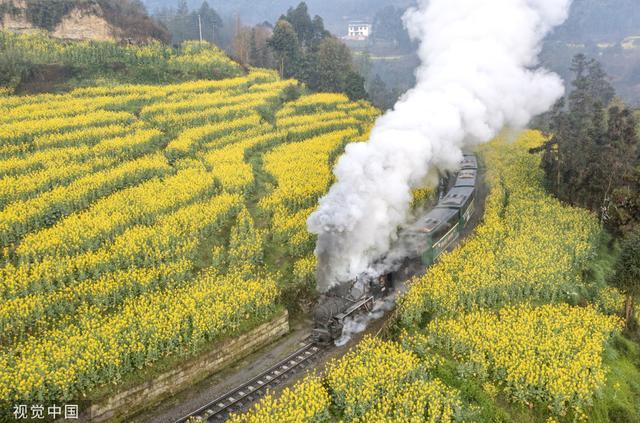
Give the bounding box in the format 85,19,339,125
347,21,372,41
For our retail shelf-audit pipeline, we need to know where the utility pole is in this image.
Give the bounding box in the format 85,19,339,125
212,20,216,44
198,14,203,43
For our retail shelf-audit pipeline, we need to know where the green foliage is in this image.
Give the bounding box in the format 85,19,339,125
280,2,329,50
589,335,640,423
372,5,413,51
0,43,29,89
537,54,640,237
280,82,303,102
0,31,243,91
313,37,351,92
614,230,640,297
430,334,640,422
611,229,640,326
264,2,366,99
609,164,640,236
367,73,396,110
281,2,314,48
344,71,367,101
160,0,223,45
268,20,300,77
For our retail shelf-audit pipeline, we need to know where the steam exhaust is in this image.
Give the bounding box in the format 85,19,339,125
308,0,573,292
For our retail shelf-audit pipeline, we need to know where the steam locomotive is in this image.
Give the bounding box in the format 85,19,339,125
312,153,479,344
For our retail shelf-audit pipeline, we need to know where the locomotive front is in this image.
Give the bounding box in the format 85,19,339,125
312,273,393,344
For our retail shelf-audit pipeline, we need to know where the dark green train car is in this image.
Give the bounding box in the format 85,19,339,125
411,207,461,267
437,186,476,228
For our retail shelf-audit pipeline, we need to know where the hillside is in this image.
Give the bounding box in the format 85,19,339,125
232,131,640,422
144,0,640,40
0,64,378,415
551,0,640,43
0,0,169,42
145,0,412,35
0,32,243,93
0,2,638,421
147,0,639,107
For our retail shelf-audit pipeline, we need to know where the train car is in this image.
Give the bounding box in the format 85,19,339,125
437,186,475,228
410,207,460,266
461,153,478,170
454,169,477,188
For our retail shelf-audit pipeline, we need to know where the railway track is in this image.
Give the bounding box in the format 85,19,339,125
175,339,324,422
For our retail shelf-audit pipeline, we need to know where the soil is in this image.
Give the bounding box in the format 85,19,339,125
15,64,76,94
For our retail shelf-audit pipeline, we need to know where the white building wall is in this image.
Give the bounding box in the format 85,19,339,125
347,23,372,40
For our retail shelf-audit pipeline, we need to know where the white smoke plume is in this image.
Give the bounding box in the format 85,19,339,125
308,0,573,292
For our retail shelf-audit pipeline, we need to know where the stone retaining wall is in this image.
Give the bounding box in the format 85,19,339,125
87,311,290,422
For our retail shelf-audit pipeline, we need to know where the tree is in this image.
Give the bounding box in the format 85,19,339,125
568,54,615,114
260,2,367,98
159,2,224,45
161,1,194,43
248,25,273,68
610,166,640,236
372,5,412,51
198,1,223,44
268,20,300,78
310,15,329,49
279,2,329,51
284,2,314,47
537,55,639,235
176,0,188,16
612,230,640,327
313,37,352,93
344,71,367,101
367,74,393,110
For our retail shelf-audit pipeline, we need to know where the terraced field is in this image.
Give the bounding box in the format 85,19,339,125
0,68,379,402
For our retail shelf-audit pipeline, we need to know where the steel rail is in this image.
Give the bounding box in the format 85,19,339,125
174,340,323,422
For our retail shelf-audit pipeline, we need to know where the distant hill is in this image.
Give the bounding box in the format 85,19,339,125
144,0,411,34
551,0,640,43
144,0,640,41
143,0,640,105
543,0,640,106
0,0,169,43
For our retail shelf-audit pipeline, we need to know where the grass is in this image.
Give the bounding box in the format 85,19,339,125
430,358,512,422
591,335,640,422
584,232,621,291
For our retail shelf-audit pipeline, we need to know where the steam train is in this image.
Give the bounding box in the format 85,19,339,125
312,153,479,344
